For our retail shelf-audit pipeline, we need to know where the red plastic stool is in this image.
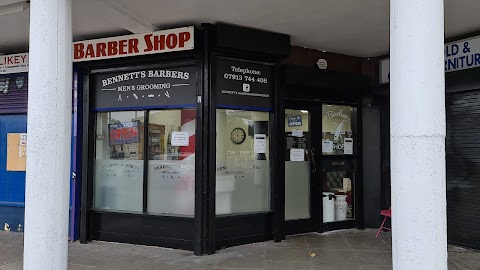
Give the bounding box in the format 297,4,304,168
375,207,391,238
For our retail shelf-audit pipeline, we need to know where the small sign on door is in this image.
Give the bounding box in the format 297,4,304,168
344,138,353,154
171,132,189,146
290,148,305,161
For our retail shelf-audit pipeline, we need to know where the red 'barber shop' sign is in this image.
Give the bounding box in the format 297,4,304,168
73,26,194,62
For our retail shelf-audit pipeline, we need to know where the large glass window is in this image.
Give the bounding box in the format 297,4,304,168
93,109,195,216
215,109,271,215
147,109,195,216
94,111,145,212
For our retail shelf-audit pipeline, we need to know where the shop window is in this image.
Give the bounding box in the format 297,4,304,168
215,109,271,215
94,111,145,212
147,109,195,216
93,109,196,216
322,104,355,155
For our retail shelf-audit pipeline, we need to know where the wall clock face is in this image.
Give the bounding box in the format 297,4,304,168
231,127,246,144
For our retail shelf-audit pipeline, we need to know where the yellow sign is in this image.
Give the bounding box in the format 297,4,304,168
7,133,27,171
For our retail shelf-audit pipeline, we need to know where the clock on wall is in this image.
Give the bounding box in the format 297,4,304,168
231,127,246,144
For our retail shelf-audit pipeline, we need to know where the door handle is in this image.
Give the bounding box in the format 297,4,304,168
310,149,317,174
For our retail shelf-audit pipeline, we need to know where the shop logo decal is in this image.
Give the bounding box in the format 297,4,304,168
15,77,24,89
242,83,251,93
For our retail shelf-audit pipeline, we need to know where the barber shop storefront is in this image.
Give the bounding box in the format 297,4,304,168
76,24,375,255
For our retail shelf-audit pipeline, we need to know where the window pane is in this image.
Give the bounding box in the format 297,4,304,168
322,104,354,155
94,111,144,212
216,109,271,215
147,109,195,216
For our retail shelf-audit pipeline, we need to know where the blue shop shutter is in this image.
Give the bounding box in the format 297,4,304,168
0,73,28,114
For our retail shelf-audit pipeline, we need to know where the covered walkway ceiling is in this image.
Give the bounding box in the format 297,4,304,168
0,0,479,57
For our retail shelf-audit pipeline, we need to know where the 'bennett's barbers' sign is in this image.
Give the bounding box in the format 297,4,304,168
380,35,480,84
73,26,194,62
0,53,28,75
216,57,273,109
93,66,196,109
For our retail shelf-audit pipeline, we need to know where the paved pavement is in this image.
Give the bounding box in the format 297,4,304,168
0,229,479,269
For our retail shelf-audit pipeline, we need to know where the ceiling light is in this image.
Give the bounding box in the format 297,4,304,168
300,110,309,114
0,1,29,16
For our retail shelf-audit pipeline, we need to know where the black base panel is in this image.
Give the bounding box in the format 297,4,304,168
323,220,357,232
285,219,315,236
90,210,195,251
216,212,273,250
94,232,193,251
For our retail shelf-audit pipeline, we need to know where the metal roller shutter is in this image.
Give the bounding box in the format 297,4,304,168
446,89,480,250
0,74,28,114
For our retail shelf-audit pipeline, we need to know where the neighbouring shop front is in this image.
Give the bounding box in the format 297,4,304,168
379,34,480,250
0,53,81,240
72,23,378,255
0,55,29,233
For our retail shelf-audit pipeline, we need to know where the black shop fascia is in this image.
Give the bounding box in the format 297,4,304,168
74,23,290,255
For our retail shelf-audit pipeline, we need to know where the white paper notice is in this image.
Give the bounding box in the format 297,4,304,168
292,129,303,137
171,132,189,146
254,134,266,154
344,138,353,154
290,148,305,161
19,133,27,146
322,140,333,153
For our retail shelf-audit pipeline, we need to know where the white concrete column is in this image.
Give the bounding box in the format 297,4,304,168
23,0,72,269
390,0,447,269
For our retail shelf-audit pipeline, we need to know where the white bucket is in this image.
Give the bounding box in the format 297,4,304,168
335,195,348,221
322,192,335,223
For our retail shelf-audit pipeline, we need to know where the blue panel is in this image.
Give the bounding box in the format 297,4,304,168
0,115,27,228
0,115,27,206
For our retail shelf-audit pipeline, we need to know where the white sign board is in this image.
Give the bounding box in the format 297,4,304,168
0,53,29,75
254,134,266,154
322,140,333,153
344,138,353,155
290,148,305,161
73,26,194,62
380,35,480,84
292,129,303,138
171,132,189,146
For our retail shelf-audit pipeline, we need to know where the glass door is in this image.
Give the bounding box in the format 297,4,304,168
284,101,359,235
320,103,358,230
284,101,321,234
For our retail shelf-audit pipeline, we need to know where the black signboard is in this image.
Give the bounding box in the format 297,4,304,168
93,65,196,109
215,57,273,109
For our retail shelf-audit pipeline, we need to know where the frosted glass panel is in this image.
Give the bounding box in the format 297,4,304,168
94,160,144,212
285,109,310,220
147,109,195,216
285,161,310,220
216,160,270,214
147,159,195,216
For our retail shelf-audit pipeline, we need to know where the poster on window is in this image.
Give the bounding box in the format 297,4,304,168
109,121,140,146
